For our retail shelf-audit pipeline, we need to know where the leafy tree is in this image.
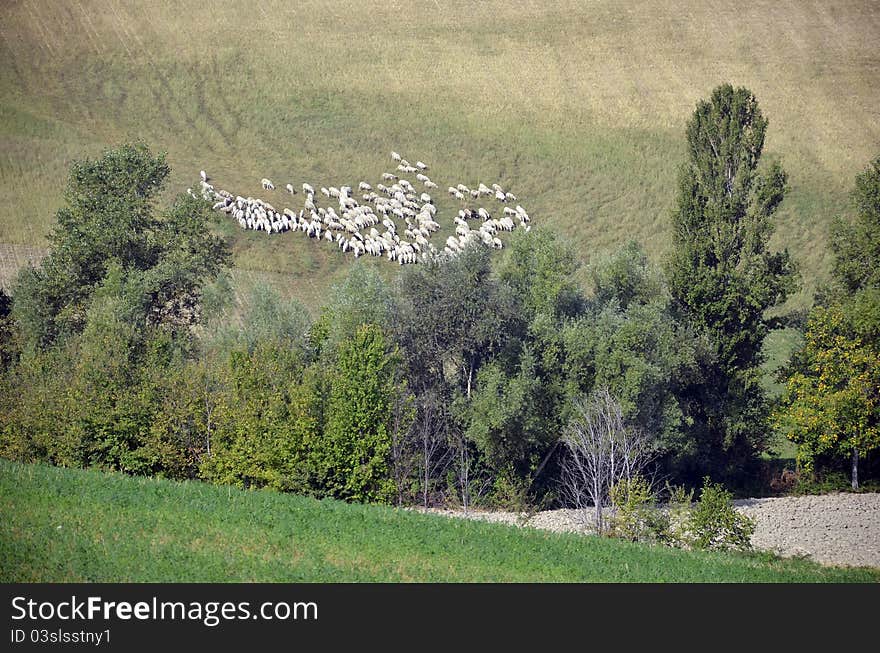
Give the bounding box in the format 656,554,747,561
829,156,880,298
589,240,665,311
667,84,798,480
465,347,548,479
207,282,312,356
776,157,880,489
471,229,585,496
199,343,318,492
393,245,519,508
775,306,879,489
497,228,583,320
318,324,404,503
319,263,394,354
564,242,704,478
11,142,229,348
0,289,16,372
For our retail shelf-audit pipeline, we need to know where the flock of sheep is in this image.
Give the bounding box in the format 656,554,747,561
190,152,532,265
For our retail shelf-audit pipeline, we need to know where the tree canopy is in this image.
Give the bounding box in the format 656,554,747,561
776,155,880,488
11,142,229,349
667,84,799,479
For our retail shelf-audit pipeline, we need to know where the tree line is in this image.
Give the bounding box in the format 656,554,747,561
1,84,877,511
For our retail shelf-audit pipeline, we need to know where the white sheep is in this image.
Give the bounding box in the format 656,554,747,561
261,178,275,190
200,170,208,182
303,183,314,195
415,161,428,170
391,151,402,162
286,183,296,194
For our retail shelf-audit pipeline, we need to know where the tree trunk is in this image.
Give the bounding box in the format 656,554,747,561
852,448,859,491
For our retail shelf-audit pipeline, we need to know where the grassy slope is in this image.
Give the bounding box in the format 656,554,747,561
0,1,878,310
1,460,877,582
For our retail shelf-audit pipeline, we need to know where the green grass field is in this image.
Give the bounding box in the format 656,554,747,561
1,459,876,582
1,1,878,310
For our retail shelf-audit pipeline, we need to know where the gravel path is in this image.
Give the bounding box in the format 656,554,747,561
417,492,880,568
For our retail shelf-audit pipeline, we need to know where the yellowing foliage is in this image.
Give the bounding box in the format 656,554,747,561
775,305,880,475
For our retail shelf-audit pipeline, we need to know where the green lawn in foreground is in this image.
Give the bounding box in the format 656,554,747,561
0,459,876,583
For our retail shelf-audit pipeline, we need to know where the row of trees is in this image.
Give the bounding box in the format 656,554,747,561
0,85,877,509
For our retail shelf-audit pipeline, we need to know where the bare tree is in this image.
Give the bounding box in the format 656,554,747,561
560,387,652,534
413,389,452,507
389,390,418,507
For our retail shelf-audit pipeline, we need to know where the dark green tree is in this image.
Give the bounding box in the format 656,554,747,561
471,229,584,498
11,142,229,348
0,289,15,372
829,156,880,299
564,241,703,477
393,245,519,508
667,84,798,480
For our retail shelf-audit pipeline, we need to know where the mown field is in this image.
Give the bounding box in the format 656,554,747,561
0,1,878,312
1,459,877,582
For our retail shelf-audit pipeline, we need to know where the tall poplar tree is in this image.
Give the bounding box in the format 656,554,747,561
668,84,798,479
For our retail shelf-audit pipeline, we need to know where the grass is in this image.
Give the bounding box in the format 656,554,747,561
0,1,878,311
0,459,877,583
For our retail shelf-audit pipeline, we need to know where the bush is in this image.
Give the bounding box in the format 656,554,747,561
665,483,695,546
608,474,670,543
688,477,755,552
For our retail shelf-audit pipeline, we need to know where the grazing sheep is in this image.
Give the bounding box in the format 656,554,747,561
261,178,275,190
200,170,208,182
303,183,314,194
391,151,402,162
415,161,428,170
286,183,297,194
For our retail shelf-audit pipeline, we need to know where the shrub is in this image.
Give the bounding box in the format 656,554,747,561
608,474,670,543
688,477,755,551
665,483,695,546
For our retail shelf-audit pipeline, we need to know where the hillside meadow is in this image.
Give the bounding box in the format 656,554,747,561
1,1,878,313
1,459,877,583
